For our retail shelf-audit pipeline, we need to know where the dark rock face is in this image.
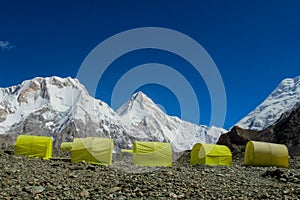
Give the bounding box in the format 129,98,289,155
217,126,256,153
218,103,300,155
271,103,300,155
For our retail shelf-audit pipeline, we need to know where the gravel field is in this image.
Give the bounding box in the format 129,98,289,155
1,151,300,199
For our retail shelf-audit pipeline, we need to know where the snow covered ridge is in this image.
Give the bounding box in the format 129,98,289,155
117,91,227,150
0,76,226,152
236,76,300,131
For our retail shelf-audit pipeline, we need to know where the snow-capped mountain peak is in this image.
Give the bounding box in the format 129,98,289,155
0,76,127,148
130,91,151,102
270,76,300,98
236,76,300,130
117,91,165,124
117,92,226,151
0,77,226,152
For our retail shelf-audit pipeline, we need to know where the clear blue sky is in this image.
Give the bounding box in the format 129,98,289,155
0,0,299,129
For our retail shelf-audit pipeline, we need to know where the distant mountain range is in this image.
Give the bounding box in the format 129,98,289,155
0,76,225,152
0,75,299,153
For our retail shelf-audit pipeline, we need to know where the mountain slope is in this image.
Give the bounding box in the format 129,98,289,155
236,76,300,130
0,77,130,150
0,77,226,152
117,92,226,151
218,102,300,155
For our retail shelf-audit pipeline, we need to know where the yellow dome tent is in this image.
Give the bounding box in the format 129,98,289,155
14,135,53,159
132,141,172,167
244,141,289,168
60,142,73,151
71,137,113,165
190,143,232,166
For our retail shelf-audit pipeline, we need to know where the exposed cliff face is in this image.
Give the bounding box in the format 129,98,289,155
218,103,300,155
271,102,300,155
217,126,256,153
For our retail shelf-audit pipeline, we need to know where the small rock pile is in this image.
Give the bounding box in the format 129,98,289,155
262,168,300,184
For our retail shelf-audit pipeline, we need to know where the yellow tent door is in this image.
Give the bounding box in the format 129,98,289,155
71,137,113,165
244,141,289,168
60,142,73,151
14,135,53,159
190,143,232,166
132,141,172,167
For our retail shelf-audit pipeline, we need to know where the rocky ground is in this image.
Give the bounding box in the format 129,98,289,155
1,150,300,199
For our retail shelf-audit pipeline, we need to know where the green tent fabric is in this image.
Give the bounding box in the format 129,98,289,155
132,141,172,167
71,137,113,165
190,143,232,166
14,135,53,159
244,141,289,168
60,142,73,151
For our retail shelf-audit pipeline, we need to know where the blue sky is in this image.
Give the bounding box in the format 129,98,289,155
0,0,299,129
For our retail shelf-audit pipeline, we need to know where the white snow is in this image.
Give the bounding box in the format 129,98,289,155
117,91,226,151
0,77,227,151
236,76,300,130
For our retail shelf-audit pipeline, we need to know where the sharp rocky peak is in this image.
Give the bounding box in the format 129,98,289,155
130,91,155,104
117,91,165,117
